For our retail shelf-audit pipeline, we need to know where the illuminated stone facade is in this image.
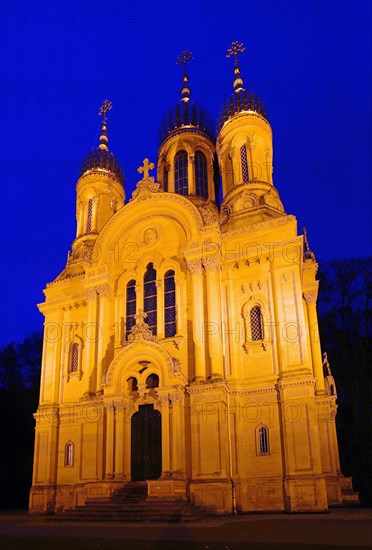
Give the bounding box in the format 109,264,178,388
30,48,349,515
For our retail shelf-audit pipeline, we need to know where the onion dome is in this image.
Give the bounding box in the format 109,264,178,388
79,99,125,184
218,41,268,132
158,50,215,146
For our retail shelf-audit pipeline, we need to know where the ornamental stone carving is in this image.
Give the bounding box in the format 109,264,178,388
303,288,318,304
202,254,220,272
186,259,202,275
199,200,219,226
124,309,157,345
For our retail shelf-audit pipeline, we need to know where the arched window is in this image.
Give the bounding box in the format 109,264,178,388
163,165,168,192
174,150,188,195
250,306,263,341
86,198,93,233
164,270,176,337
146,373,159,389
125,280,136,340
258,426,269,455
127,376,138,392
240,145,249,183
195,151,208,197
70,343,79,373
65,441,74,466
144,263,157,335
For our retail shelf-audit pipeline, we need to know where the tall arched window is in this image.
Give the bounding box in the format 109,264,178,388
86,198,93,233
65,441,74,466
240,145,249,183
174,150,188,195
144,263,157,335
250,306,263,341
195,151,208,197
70,343,79,373
163,165,168,192
125,280,136,339
258,426,269,455
164,270,176,337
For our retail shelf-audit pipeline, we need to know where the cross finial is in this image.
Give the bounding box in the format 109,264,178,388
227,41,246,92
98,99,112,123
176,50,193,102
137,158,155,179
227,40,245,67
177,50,193,74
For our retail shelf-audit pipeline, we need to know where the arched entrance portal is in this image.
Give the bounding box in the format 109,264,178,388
131,404,162,481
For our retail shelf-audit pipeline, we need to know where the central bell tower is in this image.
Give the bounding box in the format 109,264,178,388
157,50,219,204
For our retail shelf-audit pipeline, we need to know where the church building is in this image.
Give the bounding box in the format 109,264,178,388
29,42,352,516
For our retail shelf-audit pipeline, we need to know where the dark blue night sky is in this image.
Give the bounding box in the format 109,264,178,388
1,0,371,345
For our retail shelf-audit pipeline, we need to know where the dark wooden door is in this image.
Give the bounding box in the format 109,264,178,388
131,404,162,481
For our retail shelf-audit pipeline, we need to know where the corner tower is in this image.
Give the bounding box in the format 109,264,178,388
157,51,219,204
72,100,125,261
217,41,284,227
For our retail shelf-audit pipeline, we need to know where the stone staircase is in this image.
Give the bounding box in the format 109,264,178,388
339,476,360,506
50,482,213,522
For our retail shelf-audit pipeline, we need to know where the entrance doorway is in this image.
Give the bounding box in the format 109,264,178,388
131,404,162,481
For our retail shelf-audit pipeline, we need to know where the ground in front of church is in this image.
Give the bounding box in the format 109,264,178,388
1,508,371,550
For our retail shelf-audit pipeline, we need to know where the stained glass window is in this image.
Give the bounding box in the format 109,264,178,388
258,426,269,455
250,306,263,341
195,151,208,198
70,343,79,373
174,150,188,195
240,145,249,183
87,198,93,233
164,270,176,337
144,263,157,335
65,442,74,466
125,280,136,339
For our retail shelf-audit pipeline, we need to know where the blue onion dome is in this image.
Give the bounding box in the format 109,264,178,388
158,99,216,146
218,40,268,132
79,148,124,184
218,88,268,133
158,50,216,147
79,99,124,185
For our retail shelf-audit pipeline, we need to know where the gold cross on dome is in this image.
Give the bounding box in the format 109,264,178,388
227,40,245,65
177,50,193,72
98,99,112,122
137,158,155,179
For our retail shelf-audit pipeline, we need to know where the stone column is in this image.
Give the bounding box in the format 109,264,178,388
105,402,115,480
114,401,124,480
170,392,185,479
187,259,206,382
122,400,133,480
91,196,99,232
96,284,111,395
203,254,224,380
156,279,164,339
188,153,195,194
157,394,171,478
76,201,84,237
304,286,325,394
84,287,98,396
